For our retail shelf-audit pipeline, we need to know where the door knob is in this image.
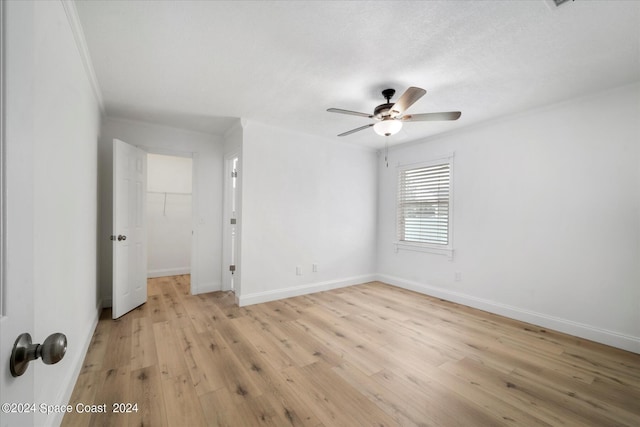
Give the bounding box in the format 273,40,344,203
10,333,67,377
117,235,127,241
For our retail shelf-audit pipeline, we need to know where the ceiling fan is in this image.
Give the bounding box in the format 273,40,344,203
327,86,461,137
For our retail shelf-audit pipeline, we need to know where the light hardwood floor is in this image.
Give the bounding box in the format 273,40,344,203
62,275,640,426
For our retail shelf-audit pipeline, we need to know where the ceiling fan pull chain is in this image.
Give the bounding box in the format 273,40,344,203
384,136,389,168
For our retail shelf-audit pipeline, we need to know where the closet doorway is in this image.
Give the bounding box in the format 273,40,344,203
146,153,193,280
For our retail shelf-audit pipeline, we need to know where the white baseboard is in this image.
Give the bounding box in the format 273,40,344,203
238,274,377,307
377,274,640,354
49,302,101,427
147,267,191,278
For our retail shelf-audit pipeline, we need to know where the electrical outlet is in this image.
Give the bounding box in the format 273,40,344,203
312,263,318,272
296,266,302,276
454,272,462,282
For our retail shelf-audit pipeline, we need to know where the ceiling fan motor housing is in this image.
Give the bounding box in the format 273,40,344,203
374,103,394,120
374,89,398,119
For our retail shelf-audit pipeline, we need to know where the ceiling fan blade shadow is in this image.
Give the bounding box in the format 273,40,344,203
401,111,461,121
390,87,426,117
327,108,373,119
337,123,374,136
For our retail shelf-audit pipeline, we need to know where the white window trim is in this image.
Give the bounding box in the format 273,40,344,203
394,153,455,260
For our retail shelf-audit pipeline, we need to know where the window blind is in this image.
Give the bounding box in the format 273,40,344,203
397,162,450,245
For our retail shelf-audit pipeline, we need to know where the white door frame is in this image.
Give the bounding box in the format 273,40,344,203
222,151,239,292
139,146,200,294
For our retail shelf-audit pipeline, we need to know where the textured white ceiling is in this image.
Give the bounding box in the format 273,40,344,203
75,0,640,149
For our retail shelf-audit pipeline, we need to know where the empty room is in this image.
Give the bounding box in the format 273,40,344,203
1,1,639,426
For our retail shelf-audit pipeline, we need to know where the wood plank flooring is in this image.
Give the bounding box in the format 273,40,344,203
62,275,640,426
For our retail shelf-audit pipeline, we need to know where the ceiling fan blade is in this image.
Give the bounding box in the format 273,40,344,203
327,108,373,119
400,111,462,121
389,87,426,117
337,123,374,137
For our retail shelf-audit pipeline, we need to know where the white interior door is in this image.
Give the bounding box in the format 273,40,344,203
0,161,35,427
0,148,35,426
112,139,147,319
0,1,35,424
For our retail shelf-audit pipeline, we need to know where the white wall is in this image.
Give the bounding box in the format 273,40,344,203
147,154,193,278
377,83,640,353
99,117,224,299
30,1,102,425
147,152,193,193
238,121,377,305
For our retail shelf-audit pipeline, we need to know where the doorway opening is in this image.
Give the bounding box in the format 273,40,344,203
146,153,193,287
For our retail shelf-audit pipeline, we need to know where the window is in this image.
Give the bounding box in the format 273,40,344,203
396,156,453,255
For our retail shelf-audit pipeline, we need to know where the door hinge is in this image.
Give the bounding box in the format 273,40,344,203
229,264,236,275
230,218,236,225
231,170,237,178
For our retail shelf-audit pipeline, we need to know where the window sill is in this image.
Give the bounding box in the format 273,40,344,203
394,242,454,260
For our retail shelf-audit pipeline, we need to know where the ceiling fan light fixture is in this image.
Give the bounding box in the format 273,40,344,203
373,118,402,136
